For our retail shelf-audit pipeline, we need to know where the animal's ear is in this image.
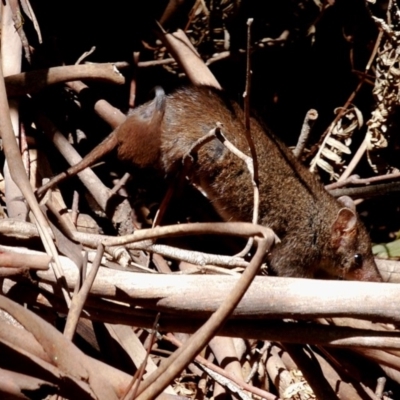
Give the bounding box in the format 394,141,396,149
337,195,356,211
331,207,357,249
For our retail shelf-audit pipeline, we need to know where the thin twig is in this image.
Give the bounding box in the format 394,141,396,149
238,18,259,258
337,137,368,182
75,46,96,65
137,58,175,68
5,63,124,97
375,377,387,398
63,243,104,340
124,314,161,400
326,169,400,190
293,109,318,158
102,222,273,247
71,190,79,226
109,172,131,196
0,219,253,268
128,51,140,109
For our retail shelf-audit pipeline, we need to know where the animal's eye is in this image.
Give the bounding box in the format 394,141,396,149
353,254,363,268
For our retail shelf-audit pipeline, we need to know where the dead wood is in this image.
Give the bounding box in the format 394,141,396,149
33,263,400,323
5,63,125,97
1,1,400,399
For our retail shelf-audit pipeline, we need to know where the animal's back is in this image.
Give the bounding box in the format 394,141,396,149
120,85,381,281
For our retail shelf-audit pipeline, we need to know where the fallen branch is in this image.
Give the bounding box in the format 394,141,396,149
5,63,125,97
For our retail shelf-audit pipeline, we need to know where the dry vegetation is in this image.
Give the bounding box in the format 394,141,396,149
1,0,400,399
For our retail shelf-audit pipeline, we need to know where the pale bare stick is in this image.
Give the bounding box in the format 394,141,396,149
337,137,368,182
0,219,252,269
75,46,96,65
0,14,71,306
0,250,50,270
34,265,400,324
138,58,175,68
157,25,221,89
63,243,104,340
2,0,27,221
135,243,249,268
66,80,126,128
103,221,272,246
26,272,400,350
293,109,318,159
326,169,400,190
5,63,125,97
239,18,259,258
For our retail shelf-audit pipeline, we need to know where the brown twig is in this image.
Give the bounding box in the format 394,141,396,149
102,221,273,246
35,80,127,198
151,175,181,229
128,51,140,109
63,243,104,340
5,63,125,97
36,113,112,209
123,314,161,400
328,181,400,200
36,113,135,234
66,80,126,128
